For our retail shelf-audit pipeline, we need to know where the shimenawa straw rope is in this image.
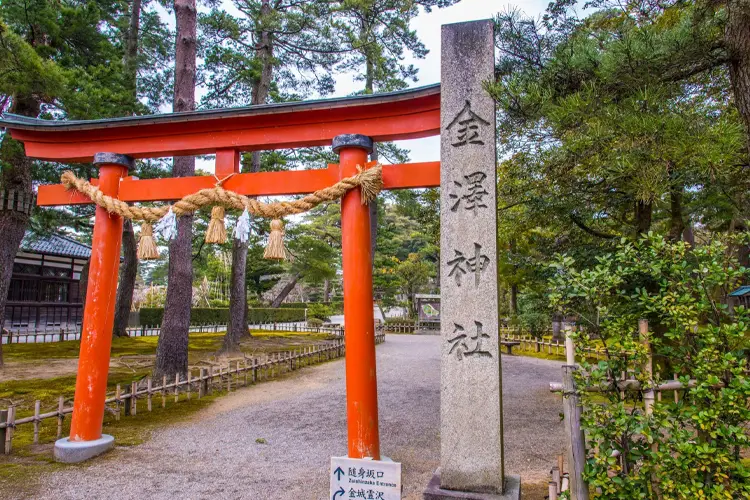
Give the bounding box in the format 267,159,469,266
61,164,383,260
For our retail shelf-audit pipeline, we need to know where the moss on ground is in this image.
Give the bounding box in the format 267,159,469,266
0,329,339,496
3,329,332,362
0,390,224,497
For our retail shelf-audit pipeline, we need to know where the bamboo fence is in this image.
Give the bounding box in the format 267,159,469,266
545,320,732,500
0,331,384,455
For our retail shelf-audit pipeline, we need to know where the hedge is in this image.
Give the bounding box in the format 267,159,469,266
278,302,344,314
139,307,306,326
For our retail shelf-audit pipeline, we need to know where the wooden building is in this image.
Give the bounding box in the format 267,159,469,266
4,232,90,329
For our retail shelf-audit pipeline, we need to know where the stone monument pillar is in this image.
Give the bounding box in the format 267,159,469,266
424,20,520,499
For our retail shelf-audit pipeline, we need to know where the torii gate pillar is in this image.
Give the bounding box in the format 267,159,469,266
54,153,134,463
334,134,381,460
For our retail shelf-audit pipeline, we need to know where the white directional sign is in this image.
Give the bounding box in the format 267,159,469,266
330,456,402,500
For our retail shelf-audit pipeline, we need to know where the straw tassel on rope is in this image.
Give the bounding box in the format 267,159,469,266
264,219,286,260
205,206,227,244
137,223,159,260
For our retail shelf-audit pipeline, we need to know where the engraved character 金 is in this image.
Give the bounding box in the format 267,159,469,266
446,100,490,147
447,321,492,360
450,171,489,215
446,242,490,287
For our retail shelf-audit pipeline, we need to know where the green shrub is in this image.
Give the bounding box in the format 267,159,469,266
278,302,344,314
307,318,324,327
306,303,332,321
384,318,416,325
138,307,306,326
550,234,750,498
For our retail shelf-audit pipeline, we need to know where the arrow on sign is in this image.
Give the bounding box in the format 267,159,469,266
333,467,345,480
333,486,345,500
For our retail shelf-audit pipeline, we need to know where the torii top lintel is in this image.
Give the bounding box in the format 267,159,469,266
0,84,440,162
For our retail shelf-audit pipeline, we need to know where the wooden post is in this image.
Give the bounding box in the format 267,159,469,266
0,409,7,455
558,454,564,476
640,320,655,414
147,378,153,411
198,369,205,398
131,381,137,416
244,360,248,386
562,327,589,500
673,373,679,403
5,407,15,454
548,482,558,500
162,375,167,408
640,319,662,499
551,466,560,494
208,366,213,393
174,373,179,402
57,396,64,438
33,400,41,444
187,370,192,400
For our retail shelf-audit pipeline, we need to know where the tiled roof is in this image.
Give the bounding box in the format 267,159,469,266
21,232,91,259
730,286,750,297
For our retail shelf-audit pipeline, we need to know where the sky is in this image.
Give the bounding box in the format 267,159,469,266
332,0,550,164
197,0,552,173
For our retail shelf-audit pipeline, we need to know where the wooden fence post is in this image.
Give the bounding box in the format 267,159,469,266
33,400,41,444
5,407,15,454
640,319,662,499
551,466,560,494
162,375,167,408
57,396,64,438
548,482,558,500
562,326,589,500
174,373,179,402
131,381,138,416
0,409,7,455
147,377,153,411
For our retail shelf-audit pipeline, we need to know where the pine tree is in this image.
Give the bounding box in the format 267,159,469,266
154,0,198,378
0,0,141,365
201,0,342,350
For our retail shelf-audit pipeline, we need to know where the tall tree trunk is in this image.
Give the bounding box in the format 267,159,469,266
727,0,750,158
113,220,137,337
223,0,273,350
223,237,249,352
323,278,330,302
0,96,39,367
271,273,301,308
509,283,518,316
154,0,197,380
112,0,142,339
667,164,685,242
635,200,653,237
125,0,142,96
668,188,684,242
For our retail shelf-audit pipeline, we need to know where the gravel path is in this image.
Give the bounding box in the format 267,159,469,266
33,335,564,500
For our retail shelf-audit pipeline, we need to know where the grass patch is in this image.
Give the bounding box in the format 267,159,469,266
4,329,333,362
0,389,223,496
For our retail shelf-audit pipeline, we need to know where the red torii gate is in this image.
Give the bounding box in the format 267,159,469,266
0,84,441,462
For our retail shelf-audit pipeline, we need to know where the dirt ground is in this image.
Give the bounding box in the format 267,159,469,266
12,335,564,500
